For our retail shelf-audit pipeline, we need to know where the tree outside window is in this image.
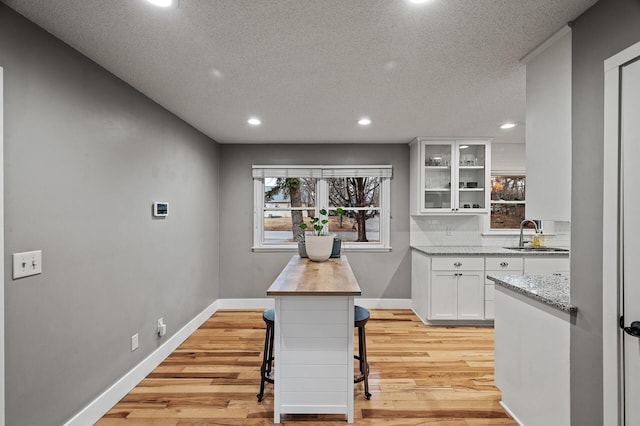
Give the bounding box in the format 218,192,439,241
327,177,381,242
490,175,531,230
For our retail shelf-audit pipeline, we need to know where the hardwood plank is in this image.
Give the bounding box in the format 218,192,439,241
96,309,515,425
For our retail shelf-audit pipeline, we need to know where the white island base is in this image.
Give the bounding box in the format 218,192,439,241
494,286,573,426
273,295,355,423
266,256,361,424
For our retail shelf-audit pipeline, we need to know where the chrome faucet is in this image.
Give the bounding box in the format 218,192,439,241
519,219,539,248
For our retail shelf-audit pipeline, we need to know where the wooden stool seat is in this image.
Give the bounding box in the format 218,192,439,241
257,306,371,401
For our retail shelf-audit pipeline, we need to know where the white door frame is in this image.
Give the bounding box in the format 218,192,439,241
1,66,5,426
602,40,640,426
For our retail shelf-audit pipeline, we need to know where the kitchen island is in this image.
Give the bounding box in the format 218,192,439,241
488,274,576,426
266,255,361,424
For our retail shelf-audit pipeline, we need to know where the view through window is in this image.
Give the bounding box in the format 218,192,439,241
490,175,530,230
254,166,391,249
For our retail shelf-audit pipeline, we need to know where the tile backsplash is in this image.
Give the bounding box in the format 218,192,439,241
410,215,570,248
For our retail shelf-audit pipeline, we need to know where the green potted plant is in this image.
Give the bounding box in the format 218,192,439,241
299,208,344,261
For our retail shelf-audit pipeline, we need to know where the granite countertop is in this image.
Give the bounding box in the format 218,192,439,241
411,245,570,257
487,274,577,313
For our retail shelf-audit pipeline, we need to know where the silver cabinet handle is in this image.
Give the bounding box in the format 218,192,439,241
453,262,462,267
500,262,509,267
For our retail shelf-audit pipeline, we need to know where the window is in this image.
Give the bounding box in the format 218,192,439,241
490,175,526,230
253,165,392,251
483,174,538,233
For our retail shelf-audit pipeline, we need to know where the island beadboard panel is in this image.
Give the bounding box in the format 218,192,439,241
97,309,516,425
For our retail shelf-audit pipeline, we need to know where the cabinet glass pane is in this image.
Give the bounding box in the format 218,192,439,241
423,144,452,209
457,144,486,210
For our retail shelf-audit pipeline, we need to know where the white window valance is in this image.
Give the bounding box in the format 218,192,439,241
251,166,322,179
252,165,392,179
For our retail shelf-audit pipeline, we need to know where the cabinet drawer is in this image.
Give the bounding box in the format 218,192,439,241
524,257,570,274
432,257,484,271
486,257,523,271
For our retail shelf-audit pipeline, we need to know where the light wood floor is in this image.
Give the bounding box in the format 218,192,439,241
97,309,516,425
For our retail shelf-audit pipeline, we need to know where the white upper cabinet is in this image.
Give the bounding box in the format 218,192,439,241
410,138,491,215
523,27,572,221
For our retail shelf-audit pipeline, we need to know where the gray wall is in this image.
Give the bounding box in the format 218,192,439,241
218,144,411,299
571,0,640,424
0,5,220,425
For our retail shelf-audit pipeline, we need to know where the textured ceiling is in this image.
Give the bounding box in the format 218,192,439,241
2,0,597,144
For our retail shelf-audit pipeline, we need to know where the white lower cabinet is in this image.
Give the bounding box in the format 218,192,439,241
411,250,570,324
484,257,524,320
429,257,485,321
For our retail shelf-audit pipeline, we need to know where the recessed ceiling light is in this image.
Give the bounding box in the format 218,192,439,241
248,117,261,126
209,68,224,79
408,0,431,4
358,118,371,126
146,0,173,7
500,122,517,129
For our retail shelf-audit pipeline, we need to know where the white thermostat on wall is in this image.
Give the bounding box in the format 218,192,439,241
153,202,169,217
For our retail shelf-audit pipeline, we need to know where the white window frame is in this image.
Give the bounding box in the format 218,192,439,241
253,165,392,252
482,172,539,236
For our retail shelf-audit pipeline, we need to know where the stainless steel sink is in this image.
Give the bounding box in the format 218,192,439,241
503,246,569,252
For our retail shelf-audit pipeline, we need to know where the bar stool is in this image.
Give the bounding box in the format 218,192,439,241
257,308,275,402
354,305,372,400
256,306,372,401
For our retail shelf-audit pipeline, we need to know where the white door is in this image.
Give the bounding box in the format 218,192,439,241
0,66,5,426
621,56,640,425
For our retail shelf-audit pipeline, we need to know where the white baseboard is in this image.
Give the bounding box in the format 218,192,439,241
355,298,411,309
63,299,221,426
499,400,524,426
411,307,428,324
63,297,410,425
216,298,411,310
217,298,274,309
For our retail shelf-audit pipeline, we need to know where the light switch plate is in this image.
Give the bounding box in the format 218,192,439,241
131,333,139,351
13,250,42,279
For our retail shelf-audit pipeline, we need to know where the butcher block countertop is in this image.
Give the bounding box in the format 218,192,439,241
266,255,362,296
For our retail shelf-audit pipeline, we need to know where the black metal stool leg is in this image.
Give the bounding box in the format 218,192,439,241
354,321,372,400
257,323,271,402
266,325,274,376
360,324,371,400
257,318,274,402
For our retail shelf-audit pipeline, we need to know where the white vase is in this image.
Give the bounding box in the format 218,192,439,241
304,235,334,262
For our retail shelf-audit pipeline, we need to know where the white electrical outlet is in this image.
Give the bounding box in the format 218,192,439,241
131,333,139,351
12,250,42,279
157,318,167,337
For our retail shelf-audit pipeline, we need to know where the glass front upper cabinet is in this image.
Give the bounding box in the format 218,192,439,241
410,139,491,215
